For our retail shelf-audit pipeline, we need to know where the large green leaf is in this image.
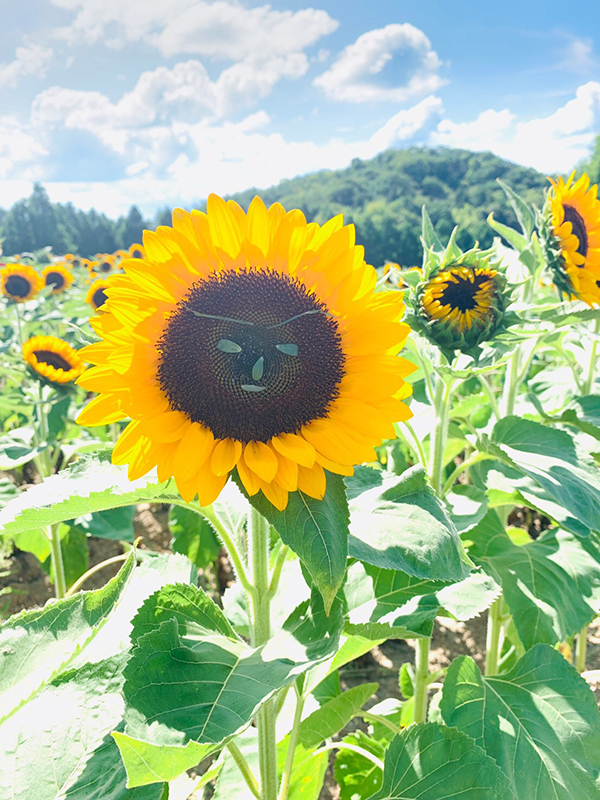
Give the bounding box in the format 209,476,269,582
370,723,515,799
335,729,386,799
0,453,179,538
490,416,600,536
348,466,470,582
120,584,342,785
558,395,600,441
440,646,600,800
238,471,349,612
0,549,135,724
468,511,599,647
74,506,137,542
0,656,164,800
169,505,221,569
342,561,498,642
295,683,378,749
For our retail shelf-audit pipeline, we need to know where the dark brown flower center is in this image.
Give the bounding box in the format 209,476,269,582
5,275,31,298
157,269,345,443
92,288,108,308
71,258,80,268
100,261,112,272
438,270,490,312
563,204,588,258
46,271,65,290
132,249,143,259
33,350,72,371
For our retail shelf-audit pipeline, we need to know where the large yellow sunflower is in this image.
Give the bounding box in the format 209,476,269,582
0,264,44,302
42,264,74,295
23,336,85,384
547,171,600,305
76,196,414,510
86,279,111,311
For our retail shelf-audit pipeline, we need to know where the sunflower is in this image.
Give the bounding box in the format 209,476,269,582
0,264,44,303
543,172,600,305
64,254,83,269
129,243,145,259
23,336,85,384
96,255,115,275
76,195,414,510
86,279,111,311
42,264,74,295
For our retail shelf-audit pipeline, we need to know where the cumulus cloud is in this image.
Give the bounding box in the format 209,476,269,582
430,81,600,173
0,44,53,89
50,0,338,59
0,116,47,180
314,23,444,103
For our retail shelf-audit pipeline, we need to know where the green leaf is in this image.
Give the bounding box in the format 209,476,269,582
0,452,180,538
468,511,598,647
445,484,488,533
0,550,136,724
74,506,136,541
490,416,600,536
441,646,600,800
278,743,328,800
10,528,51,563
421,205,443,251
335,729,385,799
348,466,470,582
0,427,48,469
370,723,515,799
296,683,378,749
496,178,535,238
169,505,221,569
558,395,600,441
238,471,349,613
399,663,414,699
0,656,165,800
487,213,529,253
52,523,89,589
213,728,259,800
112,732,213,788
0,478,18,509
121,583,342,782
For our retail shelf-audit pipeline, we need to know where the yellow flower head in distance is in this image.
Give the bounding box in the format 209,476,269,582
86,279,111,311
95,255,115,275
0,264,44,303
129,243,145,259
23,336,85,384
546,171,600,305
42,264,74,295
76,196,415,509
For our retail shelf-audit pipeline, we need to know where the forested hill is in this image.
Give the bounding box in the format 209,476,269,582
0,147,547,263
227,147,546,266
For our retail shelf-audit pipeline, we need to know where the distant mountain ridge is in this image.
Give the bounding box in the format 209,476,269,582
226,146,546,266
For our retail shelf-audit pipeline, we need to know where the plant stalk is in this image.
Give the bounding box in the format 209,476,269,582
412,637,431,724
576,624,589,673
49,523,67,599
429,376,453,496
583,319,600,395
249,506,279,799
227,741,261,800
278,686,305,800
485,597,503,675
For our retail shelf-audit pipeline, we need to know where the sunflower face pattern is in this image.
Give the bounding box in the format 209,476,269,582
85,279,110,311
23,336,85,384
0,264,44,303
76,195,415,510
42,264,74,295
543,172,600,306
129,244,145,259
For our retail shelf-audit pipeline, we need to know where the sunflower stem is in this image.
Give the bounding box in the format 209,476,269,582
249,506,279,800
49,523,67,600
278,684,305,800
429,374,454,496
14,302,23,348
485,597,504,675
576,624,589,673
412,637,431,723
501,348,520,417
583,319,600,395
227,741,261,800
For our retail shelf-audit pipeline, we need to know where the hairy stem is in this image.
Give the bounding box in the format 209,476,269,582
412,637,431,724
249,506,278,799
583,319,600,395
278,686,305,800
485,597,504,675
227,741,261,800
576,624,589,673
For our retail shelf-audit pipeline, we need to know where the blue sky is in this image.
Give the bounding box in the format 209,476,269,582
0,0,599,217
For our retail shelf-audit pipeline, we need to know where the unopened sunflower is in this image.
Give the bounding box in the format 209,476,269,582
129,243,145,259
540,171,600,305
409,243,506,355
76,195,414,509
23,336,85,384
42,264,74,295
0,264,44,303
86,279,110,311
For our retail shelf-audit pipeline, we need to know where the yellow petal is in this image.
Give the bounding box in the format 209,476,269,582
243,441,279,483
197,469,228,507
271,432,316,468
139,410,190,443
173,423,214,481
112,420,143,465
259,479,288,511
273,453,298,492
297,463,326,500
211,438,243,476
77,393,127,427
237,456,261,496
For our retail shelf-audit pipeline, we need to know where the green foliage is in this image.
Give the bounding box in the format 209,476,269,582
441,646,600,799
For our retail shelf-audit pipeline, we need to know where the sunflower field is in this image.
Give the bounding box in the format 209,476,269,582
0,174,600,800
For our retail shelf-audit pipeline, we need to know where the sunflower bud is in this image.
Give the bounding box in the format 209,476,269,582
407,234,507,356
539,172,600,306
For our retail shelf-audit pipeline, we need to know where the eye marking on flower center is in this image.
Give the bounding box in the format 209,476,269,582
217,339,242,353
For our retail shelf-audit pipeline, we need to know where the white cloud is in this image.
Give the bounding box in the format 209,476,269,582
50,0,338,60
0,44,53,89
431,81,600,173
314,23,444,103
0,116,47,181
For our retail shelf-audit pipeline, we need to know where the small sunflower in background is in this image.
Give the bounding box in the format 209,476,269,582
96,255,115,274
77,195,414,510
540,172,600,306
0,264,44,303
129,243,145,259
64,253,83,269
23,335,85,384
42,264,74,295
86,279,110,311
407,233,507,357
